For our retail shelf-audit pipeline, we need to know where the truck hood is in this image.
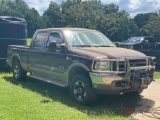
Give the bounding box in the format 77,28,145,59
69,47,145,59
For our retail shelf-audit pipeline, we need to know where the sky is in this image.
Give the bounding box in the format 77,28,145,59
24,0,160,18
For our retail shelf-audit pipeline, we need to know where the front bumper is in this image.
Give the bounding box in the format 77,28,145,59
90,56,155,94
90,72,130,92
89,72,154,94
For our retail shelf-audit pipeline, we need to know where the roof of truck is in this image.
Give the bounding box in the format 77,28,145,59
36,28,97,32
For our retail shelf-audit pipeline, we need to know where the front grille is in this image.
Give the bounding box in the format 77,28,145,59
115,59,147,72
92,56,154,73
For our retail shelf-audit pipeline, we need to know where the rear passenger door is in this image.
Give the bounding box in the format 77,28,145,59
28,31,47,74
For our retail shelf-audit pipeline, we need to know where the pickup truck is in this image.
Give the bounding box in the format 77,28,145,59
7,28,155,105
116,36,160,66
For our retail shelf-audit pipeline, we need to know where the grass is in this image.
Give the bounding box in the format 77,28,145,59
27,38,32,45
154,71,160,79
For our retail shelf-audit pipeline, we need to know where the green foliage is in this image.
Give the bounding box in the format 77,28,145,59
133,13,160,41
140,16,160,42
133,13,157,29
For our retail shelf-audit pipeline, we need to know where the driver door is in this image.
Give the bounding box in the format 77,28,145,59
43,31,68,82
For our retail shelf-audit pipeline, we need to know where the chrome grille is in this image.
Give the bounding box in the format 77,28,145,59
117,59,147,71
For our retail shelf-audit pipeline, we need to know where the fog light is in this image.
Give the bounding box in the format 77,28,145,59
115,81,129,87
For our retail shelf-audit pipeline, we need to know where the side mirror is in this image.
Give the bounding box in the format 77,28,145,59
48,41,57,52
144,40,149,44
115,42,120,47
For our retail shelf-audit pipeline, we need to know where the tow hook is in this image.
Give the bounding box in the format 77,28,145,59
141,77,151,84
115,81,130,87
140,77,150,88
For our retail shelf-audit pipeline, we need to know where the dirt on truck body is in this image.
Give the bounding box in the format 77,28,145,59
7,28,155,105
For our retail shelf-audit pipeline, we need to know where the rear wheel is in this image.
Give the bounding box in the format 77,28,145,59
13,61,27,81
70,74,97,105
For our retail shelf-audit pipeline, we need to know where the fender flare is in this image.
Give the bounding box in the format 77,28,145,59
11,53,22,66
67,62,90,82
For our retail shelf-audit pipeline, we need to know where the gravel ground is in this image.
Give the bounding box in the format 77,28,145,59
133,79,160,120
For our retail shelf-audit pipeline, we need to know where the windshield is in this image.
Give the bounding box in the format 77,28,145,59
63,30,115,47
124,37,143,44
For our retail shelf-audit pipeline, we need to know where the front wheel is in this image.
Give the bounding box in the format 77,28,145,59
13,61,27,81
70,74,97,105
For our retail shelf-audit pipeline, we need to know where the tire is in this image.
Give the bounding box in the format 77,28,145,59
13,61,27,81
123,89,143,96
70,74,97,105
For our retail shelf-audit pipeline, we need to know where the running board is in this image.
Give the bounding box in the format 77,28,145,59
29,74,68,87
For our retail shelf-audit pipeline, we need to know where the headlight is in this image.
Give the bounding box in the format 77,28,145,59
94,61,111,71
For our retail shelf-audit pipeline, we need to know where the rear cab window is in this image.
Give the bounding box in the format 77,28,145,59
32,31,47,48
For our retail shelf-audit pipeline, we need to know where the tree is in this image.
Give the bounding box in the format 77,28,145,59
25,8,46,37
43,2,66,27
133,13,157,35
140,15,160,42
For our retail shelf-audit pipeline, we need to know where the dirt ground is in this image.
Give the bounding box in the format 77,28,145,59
133,79,160,120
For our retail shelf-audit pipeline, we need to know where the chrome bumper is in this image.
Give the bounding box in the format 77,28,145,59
89,72,131,91
89,72,154,94
89,56,155,93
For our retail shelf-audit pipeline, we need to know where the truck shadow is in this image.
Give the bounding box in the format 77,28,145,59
3,75,155,117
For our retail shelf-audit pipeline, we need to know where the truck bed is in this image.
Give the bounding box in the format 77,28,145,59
7,45,30,71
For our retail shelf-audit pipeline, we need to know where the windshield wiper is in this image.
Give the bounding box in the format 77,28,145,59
93,45,113,47
72,45,92,47
72,45,114,47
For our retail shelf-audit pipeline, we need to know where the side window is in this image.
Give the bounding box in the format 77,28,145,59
147,38,155,44
47,32,63,45
33,32,46,48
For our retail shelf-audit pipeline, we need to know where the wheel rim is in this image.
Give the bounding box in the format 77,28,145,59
14,64,20,79
73,80,87,101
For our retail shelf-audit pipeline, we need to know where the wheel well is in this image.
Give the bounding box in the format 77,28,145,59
12,56,20,66
68,66,92,85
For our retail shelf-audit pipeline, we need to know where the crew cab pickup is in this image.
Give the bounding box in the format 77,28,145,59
7,28,155,105
116,36,160,65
